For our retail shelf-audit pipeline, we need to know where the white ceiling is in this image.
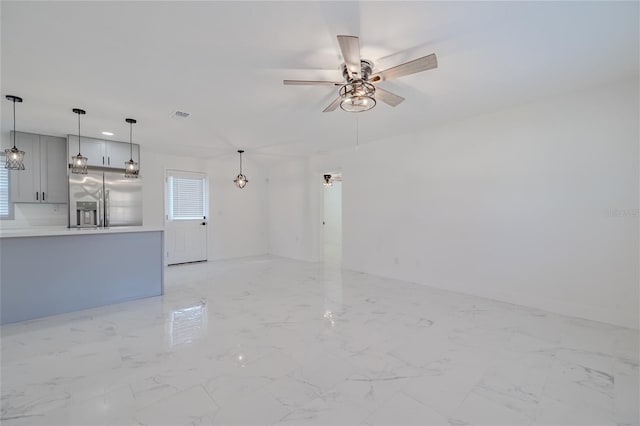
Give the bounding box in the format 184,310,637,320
1,1,638,159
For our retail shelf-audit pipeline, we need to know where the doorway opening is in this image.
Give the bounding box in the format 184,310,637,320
322,172,342,266
165,170,208,266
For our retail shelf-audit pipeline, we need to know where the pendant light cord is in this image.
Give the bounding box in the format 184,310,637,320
12,98,16,149
129,121,133,161
239,151,243,175
77,112,81,156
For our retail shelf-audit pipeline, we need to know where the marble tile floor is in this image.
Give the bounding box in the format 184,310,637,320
1,255,638,426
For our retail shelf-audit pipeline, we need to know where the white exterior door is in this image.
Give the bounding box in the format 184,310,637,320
165,170,208,265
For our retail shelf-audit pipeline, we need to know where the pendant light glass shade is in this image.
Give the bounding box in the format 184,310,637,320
234,150,248,189
5,146,25,170
4,95,25,170
71,108,88,174
124,118,139,178
71,154,88,174
235,174,248,189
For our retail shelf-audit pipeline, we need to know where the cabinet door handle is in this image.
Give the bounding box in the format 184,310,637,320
42,192,45,201
108,156,110,165
36,192,39,200
102,156,105,164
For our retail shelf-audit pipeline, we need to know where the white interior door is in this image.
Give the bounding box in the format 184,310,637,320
165,170,208,265
323,179,342,263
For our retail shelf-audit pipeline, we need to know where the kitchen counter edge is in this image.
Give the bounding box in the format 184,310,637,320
0,226,164,239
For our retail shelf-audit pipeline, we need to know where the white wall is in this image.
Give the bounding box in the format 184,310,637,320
268,157,321,261
269,78,639,329
206,155,269,260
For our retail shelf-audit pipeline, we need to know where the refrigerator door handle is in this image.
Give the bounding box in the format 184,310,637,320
104,189,110,227
97,189,103,227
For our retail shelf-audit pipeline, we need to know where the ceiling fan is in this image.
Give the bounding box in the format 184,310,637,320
284,35,438,113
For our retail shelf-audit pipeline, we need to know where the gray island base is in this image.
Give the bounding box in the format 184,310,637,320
0,228,164,324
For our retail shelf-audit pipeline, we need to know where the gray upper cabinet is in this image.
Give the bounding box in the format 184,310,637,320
9,133,40,203
106,140,140,168
67,136,139,169
40,136,68,203
10,132,67,204
68,136,105,167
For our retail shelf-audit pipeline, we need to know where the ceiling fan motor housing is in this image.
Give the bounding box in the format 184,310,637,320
342,59,374,82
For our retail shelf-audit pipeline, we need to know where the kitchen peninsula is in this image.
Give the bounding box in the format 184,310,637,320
0,227,164,324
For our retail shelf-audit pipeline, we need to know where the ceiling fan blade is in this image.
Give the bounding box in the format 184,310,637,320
369,53,438,82
322,96,342,113
337,35,361,79
375,86,405,107
284,80,342,86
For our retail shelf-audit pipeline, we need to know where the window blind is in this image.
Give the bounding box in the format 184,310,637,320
169,176,205,220
0,163,9,218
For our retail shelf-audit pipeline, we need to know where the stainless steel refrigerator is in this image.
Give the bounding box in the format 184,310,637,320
69,170,142,228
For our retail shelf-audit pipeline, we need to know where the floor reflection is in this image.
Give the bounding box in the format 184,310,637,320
168,300,208,347
323,242,343,326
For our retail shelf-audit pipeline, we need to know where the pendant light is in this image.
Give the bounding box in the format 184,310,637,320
4,95,25,170
323,174,333,186
124,118,139,178
71,108,88,174
233,150,248,189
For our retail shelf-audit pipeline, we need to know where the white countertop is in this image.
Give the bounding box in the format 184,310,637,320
0,226,164,239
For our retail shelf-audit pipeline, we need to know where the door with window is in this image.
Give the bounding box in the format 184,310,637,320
165,170,208,265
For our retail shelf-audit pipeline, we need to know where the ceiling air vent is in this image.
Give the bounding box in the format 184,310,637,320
173,110,191,119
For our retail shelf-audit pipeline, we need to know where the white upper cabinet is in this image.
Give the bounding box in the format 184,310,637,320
10,132,66,204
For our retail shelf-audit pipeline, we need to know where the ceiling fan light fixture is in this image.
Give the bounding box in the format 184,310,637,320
339,80,376,113
284,35,437,113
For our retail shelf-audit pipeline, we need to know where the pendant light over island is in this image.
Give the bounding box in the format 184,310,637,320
4,95,25,170
70,108,88,174
124,118,139,178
